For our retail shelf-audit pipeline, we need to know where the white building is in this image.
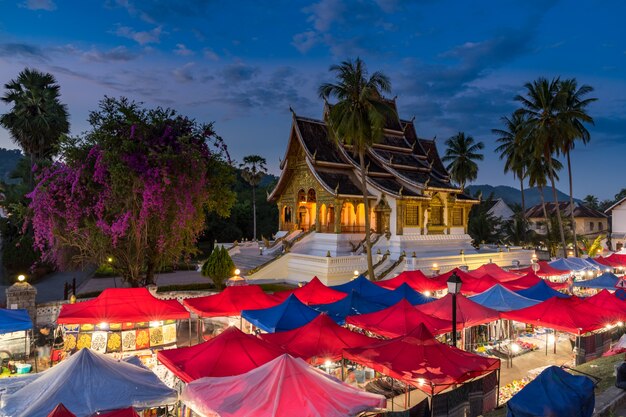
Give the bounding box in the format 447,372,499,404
606,197,626,251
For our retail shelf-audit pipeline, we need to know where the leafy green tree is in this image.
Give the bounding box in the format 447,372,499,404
493,113,528,215
442,132,484,191
515,78,569,256
502,210,531,246
559,79,596,256
201,246,235,290
614,188,626,203
28,97,234,286
318,58,396,280
526,154,563,237
468,197,503,246
0,68,69,188
240,155,268,241
583,195,599,211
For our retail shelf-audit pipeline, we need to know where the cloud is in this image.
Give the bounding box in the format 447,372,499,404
302,0,345,32
19,0,56,11
81,46,139,62
220,62,259,83
114,25,163,45
203,48,219,61
292,31,318,53
172,62,196,83
111,0,213,24
0,43,47,60
174,43,194,56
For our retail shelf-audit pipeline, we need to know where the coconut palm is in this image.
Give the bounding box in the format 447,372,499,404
0,68,69,188
442,132,484,191
583,195,599,210
493,113,528,215
526,154,563,243
515,77,570,256
240,155,268,241
318,58,395,280
558,79,596,256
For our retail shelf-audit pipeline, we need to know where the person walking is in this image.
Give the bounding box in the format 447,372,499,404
35,326,52,369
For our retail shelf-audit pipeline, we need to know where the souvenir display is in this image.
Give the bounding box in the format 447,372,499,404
162,324,176,345
107,333,122,352
136,329,150,350
149,327,164,347
76,333,92,350
91,331,107,353
122,330,136,352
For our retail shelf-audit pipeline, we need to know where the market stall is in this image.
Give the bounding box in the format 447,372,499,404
272,276,347,304
515,261,571,278
573,272,620,291
0,308,33,372
469,285,539,312
310,291,388,324
157,326,284,383
375,270,447,293
503,272,569,291
469,263,523,282
346,299,452,338
241,294,320,333
0,348,177,417
515,280,570,301
458,274,501,296
180,354,385,417
47,403,75,417
381,283,434,306
330,275,393,298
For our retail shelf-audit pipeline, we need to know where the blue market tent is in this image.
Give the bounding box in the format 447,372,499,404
0,348,177,417
0,309,32,334
330,275,393,298
549,257,599,271
469,285,539,312
506,366,594,417
585,258,612,270
516,280,570,302
573,272,619,290
382,283,434,307
311,291,387,325
242,294,320,333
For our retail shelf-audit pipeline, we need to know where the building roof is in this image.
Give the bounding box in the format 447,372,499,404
269,102,478,203
605,196,626,214
525,202,607,219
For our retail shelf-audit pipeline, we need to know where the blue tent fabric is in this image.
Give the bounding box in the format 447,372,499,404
506,366,594,417
382,283,434,307
242,294,320,333
0,348,177,417
0,309,33,334
310,291,387,325
330,275,392,298
573,272,619,290
469,285,539,312
516,281,570,301
549,258,599,271
585,258,612,270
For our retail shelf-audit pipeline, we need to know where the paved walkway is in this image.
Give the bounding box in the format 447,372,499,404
231,242,278,274
76,269,209,294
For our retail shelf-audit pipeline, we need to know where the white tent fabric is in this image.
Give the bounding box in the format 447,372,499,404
0,349,177,417
181,354,385,417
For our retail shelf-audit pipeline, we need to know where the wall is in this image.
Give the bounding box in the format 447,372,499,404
613,203,626,235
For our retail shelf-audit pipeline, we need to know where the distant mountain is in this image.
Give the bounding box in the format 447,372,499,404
465,184,581,208
0,148,23,183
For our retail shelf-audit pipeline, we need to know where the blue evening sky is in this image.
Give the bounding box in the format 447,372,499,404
0,0,624,200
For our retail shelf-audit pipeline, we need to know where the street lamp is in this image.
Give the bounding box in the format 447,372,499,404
447,271,462,347
17,274,26,282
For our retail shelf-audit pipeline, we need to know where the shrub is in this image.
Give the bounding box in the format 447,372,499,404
201,246,235,290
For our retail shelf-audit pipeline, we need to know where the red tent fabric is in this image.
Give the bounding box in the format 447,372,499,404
181,354,385,417
501,296,608,334
346,299,452,338
579,290,626,322
47,404,76,417
503,272,569,291
515,261,572,277
344,324,500,394
594,256,621,268
468,263,522,281
271,277,347,305
605,253,626,267
157,327,284,382
459,274,500,296
375,270,447,293
57,288,189,324
435,267,475,283
259,314,378,364
415,293,500,328
183,285,279,317
96,408,140,417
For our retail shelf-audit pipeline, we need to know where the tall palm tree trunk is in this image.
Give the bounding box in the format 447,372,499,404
547,156,568,257
566,151,578,256
252,185,257,240
539,185,550,236
519,176,526,218
359,152,374,280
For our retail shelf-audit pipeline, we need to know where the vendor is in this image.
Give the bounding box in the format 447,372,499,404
35,326,52,369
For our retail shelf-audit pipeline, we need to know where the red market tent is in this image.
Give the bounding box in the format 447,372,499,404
515,261,572,277
183,285,279,317
157,327,284,382
57,288,189,324
272,276,347,305
96,408,141,417
415,293,500,328
344,324,500,395
605,253,626,267
469,263,522,282
501,296,608,334
503,272,569,291
259,314,378,364
181,354,385,417
47,404,76,417
579,290,626,322
375,270,447,293
593,256,621,268
459,274,500,296
346,299,452,338
435,268,475,283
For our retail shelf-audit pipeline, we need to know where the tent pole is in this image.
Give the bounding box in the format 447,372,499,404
430,386,435,417
554,330,557,354
188,318,191,346
391,378,394,411
240,315,243,330
340,356,345,381
545,331,548,356
496,367,501,408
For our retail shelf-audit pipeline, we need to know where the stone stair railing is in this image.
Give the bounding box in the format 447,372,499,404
376,253,407,281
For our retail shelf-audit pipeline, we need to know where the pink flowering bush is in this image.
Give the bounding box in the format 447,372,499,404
27,97,234,286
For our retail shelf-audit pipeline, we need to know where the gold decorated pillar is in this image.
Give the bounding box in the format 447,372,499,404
334,200,343,233
396,200,405,236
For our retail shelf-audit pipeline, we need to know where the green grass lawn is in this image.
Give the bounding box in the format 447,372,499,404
483,354,623,416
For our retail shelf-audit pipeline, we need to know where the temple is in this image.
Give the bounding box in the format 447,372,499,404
267,100,480,258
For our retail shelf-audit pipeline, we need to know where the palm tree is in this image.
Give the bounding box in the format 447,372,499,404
515,77,569,256
240,155,268,241
319,58,395,280
559,79,596,256
583,195,599,210
493,113,528,215
0,68,69,188
526,154,563,244
441,132,484,191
